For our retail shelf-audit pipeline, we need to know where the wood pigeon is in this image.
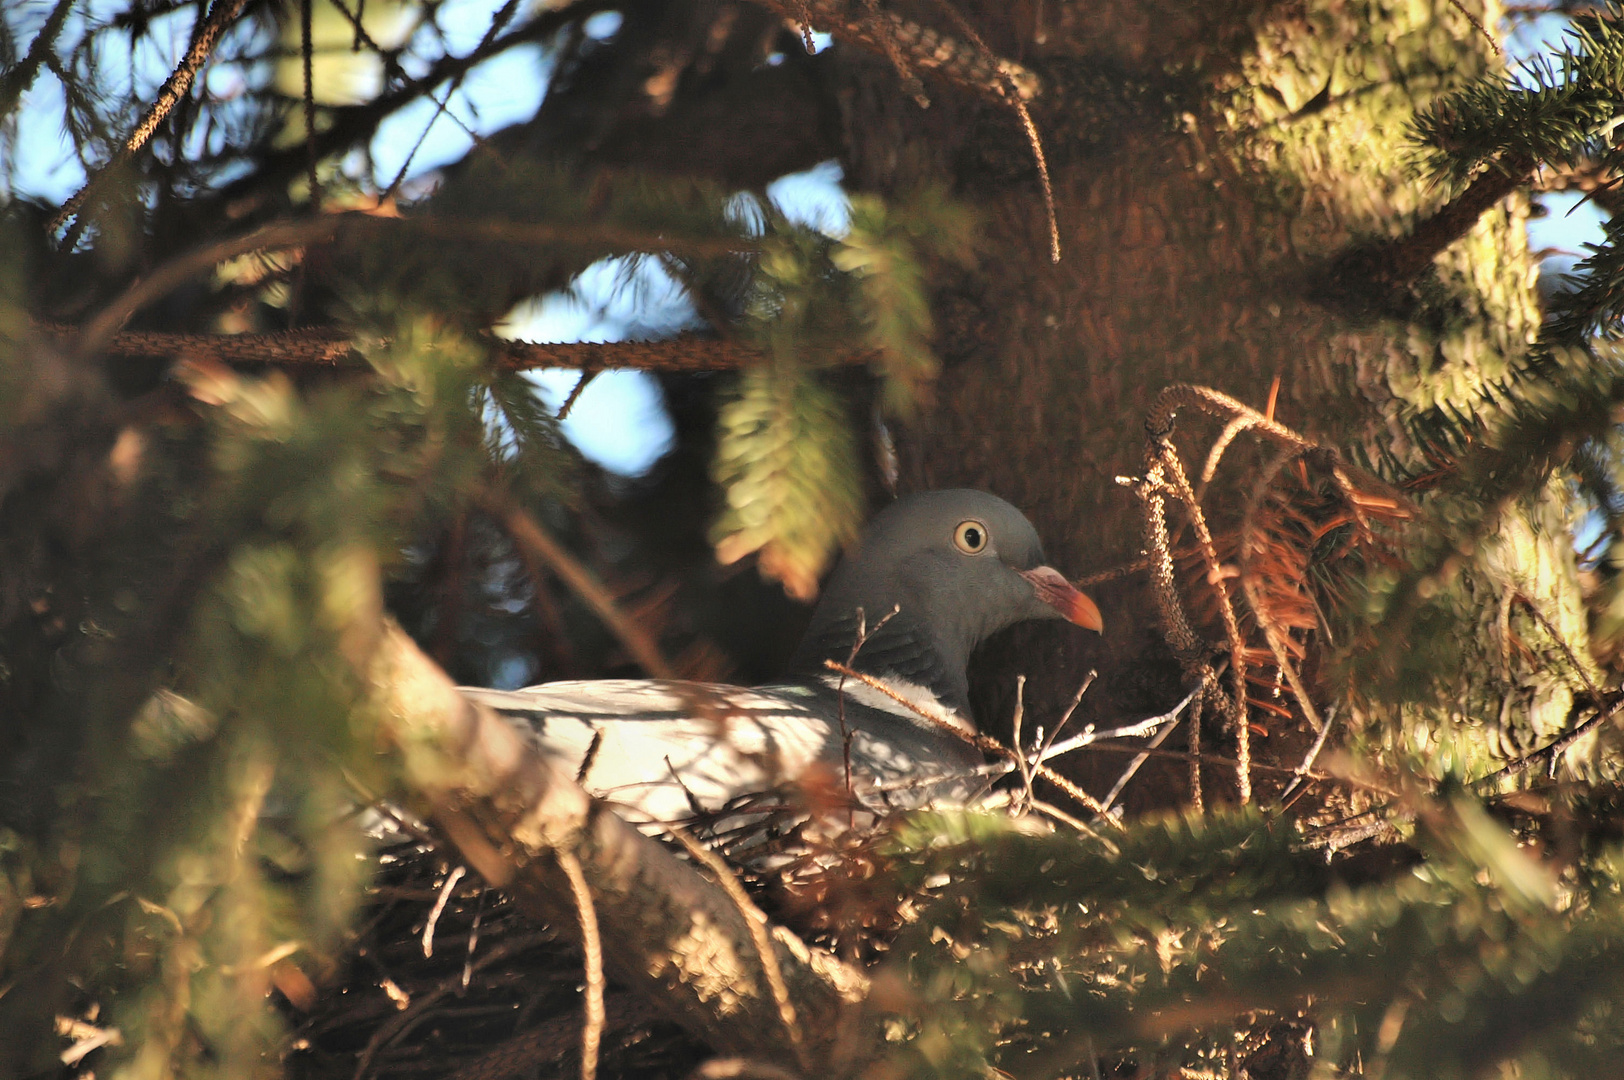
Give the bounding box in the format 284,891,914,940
460,490,1101,829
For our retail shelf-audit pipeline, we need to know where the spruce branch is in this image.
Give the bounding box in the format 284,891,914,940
68,212,757,359
46,324,870,374
1323,159,1532,301
0,0,76,118
50,0,256,246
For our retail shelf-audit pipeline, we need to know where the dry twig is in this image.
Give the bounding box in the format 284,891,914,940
821,659,1118,822
480,491,674,678
422,865,467,957
664,828,810,1073
556,850,605,1080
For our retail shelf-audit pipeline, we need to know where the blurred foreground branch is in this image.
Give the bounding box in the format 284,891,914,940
365,620,873,1067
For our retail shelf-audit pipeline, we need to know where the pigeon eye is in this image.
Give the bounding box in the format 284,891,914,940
953,520,989,554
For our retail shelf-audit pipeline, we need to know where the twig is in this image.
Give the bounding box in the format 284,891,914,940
555,369,599,421
0,0,76,117
1029,798,1113,845
923,0,1059,260
301,0,319,209
422,865,466,957
1033,669,1096,767
1276,706,1337,810
835,606,900,807
350,931,556,1080
820,659,1118,822
52,0,253,243
460,887,486,990
1010,676,1035,812
663,828,810,1074
1446,0,1501,56
1100,701,1185,814
1472,689,1624,789
1084,739,1387,792
1515,593,1602,704
481,491,674,678
556,850,604,1080
1037,685,1197,764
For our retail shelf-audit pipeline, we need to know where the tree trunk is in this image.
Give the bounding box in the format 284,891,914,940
814,0,1578,806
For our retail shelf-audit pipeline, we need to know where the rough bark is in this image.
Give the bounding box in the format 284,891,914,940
817,0,1577,806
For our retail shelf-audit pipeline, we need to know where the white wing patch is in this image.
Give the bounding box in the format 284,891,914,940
815,672,972,734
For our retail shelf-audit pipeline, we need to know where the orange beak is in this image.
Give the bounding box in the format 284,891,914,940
1018,566,1104,633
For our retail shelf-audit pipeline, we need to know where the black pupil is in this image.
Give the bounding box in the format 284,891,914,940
963,526,982,549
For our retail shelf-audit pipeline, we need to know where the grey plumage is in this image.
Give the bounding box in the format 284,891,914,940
462,490,1101,825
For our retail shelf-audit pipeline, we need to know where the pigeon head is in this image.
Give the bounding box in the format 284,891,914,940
790,490,1101,717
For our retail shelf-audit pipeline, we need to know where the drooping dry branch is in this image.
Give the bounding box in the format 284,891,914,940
748,0,1040,102
367,620,874,1065
1123,384,1366,808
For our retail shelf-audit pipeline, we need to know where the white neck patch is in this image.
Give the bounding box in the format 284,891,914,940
817,672,974,735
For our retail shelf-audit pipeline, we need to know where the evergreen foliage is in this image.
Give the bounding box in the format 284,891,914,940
11,0,1624,1078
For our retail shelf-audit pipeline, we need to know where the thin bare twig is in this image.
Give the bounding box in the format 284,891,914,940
422,865,466,957
52,0,253,242
1036,669,1096,765
1515,593,1602,704
301,0,319,208
1473,689,1624,789
664,828,809,1073
481,492,674,678
1009,676,1035,812
820,659,1118,822
835,606,901,804
556,850,604,1080
1037,685,1198,764
1100,699,1186,814
1277,706,1337,810
1446,0,1501,55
